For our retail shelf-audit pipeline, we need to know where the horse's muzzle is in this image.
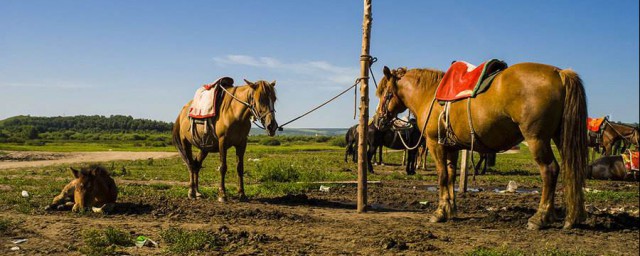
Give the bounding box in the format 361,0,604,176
266,121,278,136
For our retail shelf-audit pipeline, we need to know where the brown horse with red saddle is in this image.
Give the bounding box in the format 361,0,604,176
374,61,588,229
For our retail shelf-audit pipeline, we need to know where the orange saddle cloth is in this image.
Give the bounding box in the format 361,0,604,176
587,117,606,132
435,59,507,101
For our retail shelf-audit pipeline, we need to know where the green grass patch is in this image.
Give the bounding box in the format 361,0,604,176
160,226,273,254
586,190,639,204
0,218,12,235
81,227,134,256
466,246,586,256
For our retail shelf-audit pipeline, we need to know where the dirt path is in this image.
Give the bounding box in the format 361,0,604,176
0,151,178,170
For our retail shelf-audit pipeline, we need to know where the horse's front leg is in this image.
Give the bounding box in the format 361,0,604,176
217,139,228,203
235,143,248,202
430,144,458,222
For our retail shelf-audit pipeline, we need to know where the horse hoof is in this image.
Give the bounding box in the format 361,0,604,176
218,197,227,203
238,195,248,202
527,221,542,230
429,215,445,223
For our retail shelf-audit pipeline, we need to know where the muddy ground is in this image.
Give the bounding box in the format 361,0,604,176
1,159,638,255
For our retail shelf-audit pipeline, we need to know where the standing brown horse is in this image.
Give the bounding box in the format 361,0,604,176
374,63,588,229
173,79,278,202
599,121,639,156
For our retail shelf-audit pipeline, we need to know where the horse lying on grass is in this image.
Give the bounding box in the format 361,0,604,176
45,165,118,213
587,155,638,181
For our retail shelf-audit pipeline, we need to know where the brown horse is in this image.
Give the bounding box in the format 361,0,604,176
173,79,278,202
374,63,588,229
599,121,639,156
46,165,118,213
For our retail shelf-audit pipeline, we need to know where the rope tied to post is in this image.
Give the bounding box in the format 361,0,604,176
278,56,379,130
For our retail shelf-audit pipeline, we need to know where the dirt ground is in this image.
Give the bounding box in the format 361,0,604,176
0,151,178,170
1,155,638,255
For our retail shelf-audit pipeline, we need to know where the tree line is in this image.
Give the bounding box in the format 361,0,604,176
0,115,173,143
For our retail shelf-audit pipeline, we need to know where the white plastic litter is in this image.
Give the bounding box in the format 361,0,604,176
12,239,28,244
21,190,29,198
319,185,331,192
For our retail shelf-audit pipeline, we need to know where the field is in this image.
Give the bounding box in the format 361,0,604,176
0,140,638,255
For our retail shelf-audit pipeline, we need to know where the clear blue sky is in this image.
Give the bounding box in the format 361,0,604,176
1,1,638,128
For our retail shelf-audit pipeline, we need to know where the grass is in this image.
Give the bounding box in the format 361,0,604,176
466,246,587,256
0,140,637,214
0,218,12,235
160,226,272,254
81,227,134,256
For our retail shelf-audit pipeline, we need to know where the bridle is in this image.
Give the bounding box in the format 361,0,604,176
217,83,275,130
376,73,439,151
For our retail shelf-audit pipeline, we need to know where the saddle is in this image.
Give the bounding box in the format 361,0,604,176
435,59,508,102
587,117,608,146
587,117,607,133
188,77,234,148
436,59,508,152
189,77,234,119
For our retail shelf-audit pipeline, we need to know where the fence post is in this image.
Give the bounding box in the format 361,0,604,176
357,0,372,213
459,150,469,193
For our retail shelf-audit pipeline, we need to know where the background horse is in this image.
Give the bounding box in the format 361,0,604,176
344,125,358,163
47,165,118,213
587,155,637,181
599,121,639,156
367,120,423,175
173,80,278,202
374,63,587,229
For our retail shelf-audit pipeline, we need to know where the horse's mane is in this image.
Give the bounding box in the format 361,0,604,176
407,68,445,91
253,81,277,102
376,68,444,97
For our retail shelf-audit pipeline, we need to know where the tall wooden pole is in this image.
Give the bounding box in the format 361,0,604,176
357,0,372,213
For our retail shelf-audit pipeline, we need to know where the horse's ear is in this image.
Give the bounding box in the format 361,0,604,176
383,66,392,78
244,79,258,89
71,167,80,178
270,80,276,87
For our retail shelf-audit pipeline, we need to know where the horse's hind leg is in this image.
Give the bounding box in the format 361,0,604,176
217,139,228,203
526,138,560,230
191,150,208,199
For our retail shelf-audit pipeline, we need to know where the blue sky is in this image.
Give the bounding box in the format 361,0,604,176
1,1,638,128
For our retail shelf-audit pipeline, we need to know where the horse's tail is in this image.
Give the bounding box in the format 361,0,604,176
559,68,588,228
172,111,190,165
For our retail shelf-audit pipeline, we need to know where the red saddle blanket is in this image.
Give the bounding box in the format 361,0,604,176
188,77,234,119
587,117,606,132
435,59,507,101
623,150,639,171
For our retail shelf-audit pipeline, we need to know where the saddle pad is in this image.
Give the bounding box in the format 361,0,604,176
435,59,507,101
188,77,233,119
630,151,639,171
587,117,606,132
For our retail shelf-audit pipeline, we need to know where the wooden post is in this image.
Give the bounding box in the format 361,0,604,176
459,150,469,193
357,0,372,213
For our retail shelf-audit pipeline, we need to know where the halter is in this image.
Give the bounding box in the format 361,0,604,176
377,78,438,151
217,83,275,130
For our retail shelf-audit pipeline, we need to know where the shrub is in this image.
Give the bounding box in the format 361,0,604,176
260,138,281,146
329,136,347,147
313,136,331,143
81,227,133,256
259,164,300,183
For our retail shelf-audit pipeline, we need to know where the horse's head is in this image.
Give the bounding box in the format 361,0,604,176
244,79,278,136
70,166,103,212
373,66,408,130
